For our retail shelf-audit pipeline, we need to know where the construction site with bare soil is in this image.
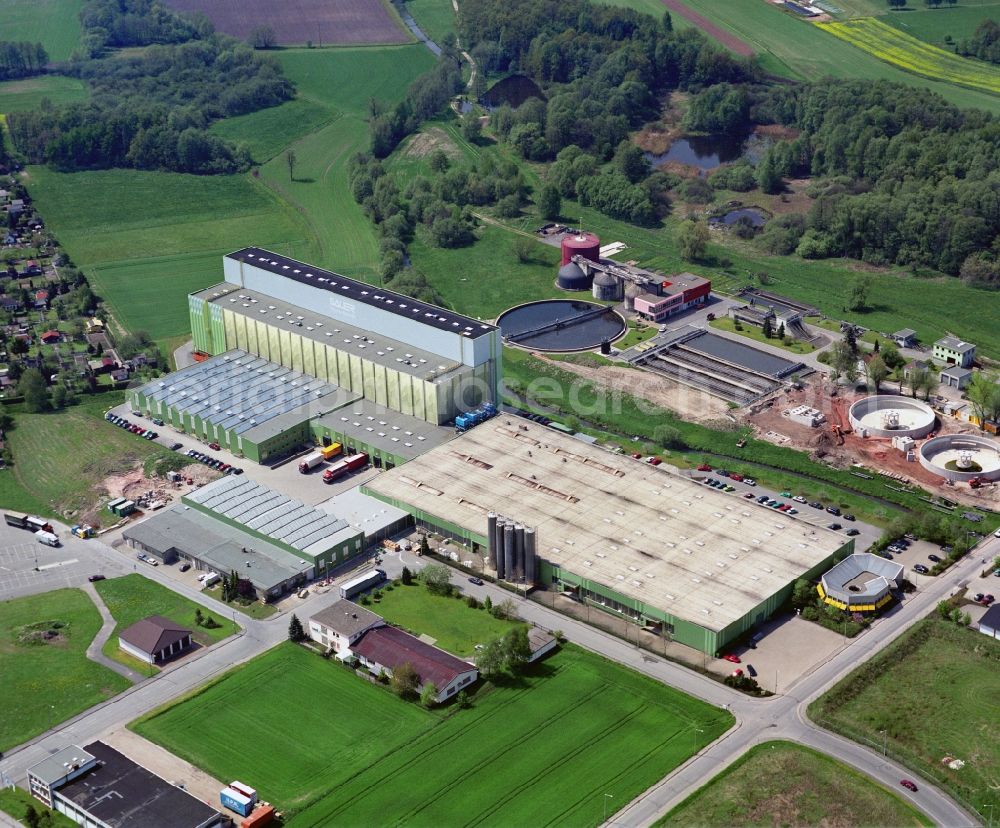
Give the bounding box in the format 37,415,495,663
743,378,1000,511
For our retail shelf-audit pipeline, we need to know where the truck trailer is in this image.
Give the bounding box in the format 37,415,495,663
339,568,386,599
5,513,53,533
320,442,343,460
298,452,325,474
322,453,369,484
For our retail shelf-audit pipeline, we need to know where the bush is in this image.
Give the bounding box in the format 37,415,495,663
466,595,480,609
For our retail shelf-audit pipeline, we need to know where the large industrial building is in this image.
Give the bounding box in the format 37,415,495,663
189,248,501,425
364,419,853,654
123,476,365,599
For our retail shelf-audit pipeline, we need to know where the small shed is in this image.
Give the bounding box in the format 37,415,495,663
939,366,973,390
891,328,917,348
118,615,193,665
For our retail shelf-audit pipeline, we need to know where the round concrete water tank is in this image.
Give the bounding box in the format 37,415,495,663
592,271,621,302
624,282,643,312
561,232,600,266
557,261,591,291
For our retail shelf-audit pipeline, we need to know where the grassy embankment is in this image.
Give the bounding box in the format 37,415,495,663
133,641,732,824
94,574,238,674
0,588,130,752
810,617,1000,818
658,740,932,827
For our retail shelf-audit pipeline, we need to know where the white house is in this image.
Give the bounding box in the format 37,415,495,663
978,604,1000,639
118,616,193,665
308,599,383,654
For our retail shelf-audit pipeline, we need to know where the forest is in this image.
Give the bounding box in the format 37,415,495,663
5,0,292,174
958,19,1000,65
0,42,49,81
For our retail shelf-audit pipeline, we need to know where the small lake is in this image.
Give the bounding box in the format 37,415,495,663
710,206,770,228
644,133,747,171
482,75,546,110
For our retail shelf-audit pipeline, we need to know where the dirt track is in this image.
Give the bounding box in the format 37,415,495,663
660,0,755,57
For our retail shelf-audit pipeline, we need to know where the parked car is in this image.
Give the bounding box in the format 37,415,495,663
468,576,484,586
87,574,105,582
743,478,756,487
731,668,744,677
631,452,642,459
697,464,712,472
152,418,165,426
729,473,743,482
846,528,860,536
900,780,918,792
826,506,841,516
723,485,735,492
809,501,823,510
179,563,191,572
914,564,929,574
723,653,741,663
232,467,244,475
757,495,770,504
974,593,985,603
780,491,792,498
646,456,662,465
843,514,856,521
169,442,183,451
985,594,995,605
743,492,756,499
928,554,941,563
792,495,807,504
828,523,842,531
208,442,221,451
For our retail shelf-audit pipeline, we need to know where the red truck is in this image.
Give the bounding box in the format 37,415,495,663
323,453,369,484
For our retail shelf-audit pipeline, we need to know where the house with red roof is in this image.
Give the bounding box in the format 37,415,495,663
33,289,49,309
40,329,62,344
351,625,478,703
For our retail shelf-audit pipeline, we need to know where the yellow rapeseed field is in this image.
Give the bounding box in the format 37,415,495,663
816,18,1000,95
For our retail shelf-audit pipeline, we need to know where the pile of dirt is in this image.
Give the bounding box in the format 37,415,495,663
17,620,67,647
403,128,461,160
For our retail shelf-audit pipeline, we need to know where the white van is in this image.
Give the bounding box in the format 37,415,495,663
35,530,60,547
203,572,221,587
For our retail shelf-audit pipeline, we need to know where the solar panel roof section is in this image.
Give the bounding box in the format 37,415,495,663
228,247,496,338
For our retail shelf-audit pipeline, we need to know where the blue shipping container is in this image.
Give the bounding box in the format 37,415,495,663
221,787,253,817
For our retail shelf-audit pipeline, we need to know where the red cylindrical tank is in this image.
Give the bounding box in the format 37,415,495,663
560,232,600,266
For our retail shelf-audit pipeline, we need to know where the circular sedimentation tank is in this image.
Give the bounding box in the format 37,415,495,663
848,395,936,439
919,434,1000,482
497,299,626,352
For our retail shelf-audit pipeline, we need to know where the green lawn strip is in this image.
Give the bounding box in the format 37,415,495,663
501,348,1000,535
710,315,815,354
0,0,82,61
616,320,659,349
0,75,87,114
289,643,730,828
0,786,76,828
403,0,458,45
675,0,1000,113
209,97,339,165
94,574,237,672
0,588,131,751
809,617,1000,816
6,393,173,520
370,582,521,656
202,585,277,619
885,3,1000,48
658,740,932,827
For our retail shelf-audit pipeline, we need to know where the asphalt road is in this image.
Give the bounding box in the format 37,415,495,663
3,534,991,826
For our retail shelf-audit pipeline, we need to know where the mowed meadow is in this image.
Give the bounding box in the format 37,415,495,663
23,44,434,352
134,643,731,826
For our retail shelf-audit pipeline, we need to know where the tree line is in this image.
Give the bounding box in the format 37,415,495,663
958,19,1000,65
77,0,212,58
0,42,49,81
7,1,292,174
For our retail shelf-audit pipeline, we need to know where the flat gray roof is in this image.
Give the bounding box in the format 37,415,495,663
28,745,96,785
193,283,476,385
941,366,974,378
229,248,495,338
311,398,455,461
822,553,903,602
893,328,917,338
366,419,849,632
317,486,410,537
185,476,359,557
936,336,975,352
124,506,313,589
134,350,355,441
684,330,803,378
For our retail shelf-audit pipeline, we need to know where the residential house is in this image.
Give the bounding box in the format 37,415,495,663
110,368,130,383
351,625,478,703
33,289,49,309
933,337,976,368
308,599,383,654
40,330,62,344
118,615,193,665
23,260,42,276
1,298,23,313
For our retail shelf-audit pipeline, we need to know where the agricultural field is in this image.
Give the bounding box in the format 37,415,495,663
0,76,87,114
0,588,130,752
666,0,1000,112
163,0,409,45
94,574,237,673
5,394,174,520
658,741,932,827
368,580,523,657
886,3,1000,46
0,0,82,62
403,0,458,46
817,18,1000,94
134,642,731,825
810,617,1000,817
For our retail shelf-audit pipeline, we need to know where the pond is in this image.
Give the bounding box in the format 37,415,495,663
482,75,546,110
710,206,770,228
644,133,748,171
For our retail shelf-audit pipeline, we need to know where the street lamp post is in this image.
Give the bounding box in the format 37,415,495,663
982,804,994,828
879,729,887,757
603,793,613,823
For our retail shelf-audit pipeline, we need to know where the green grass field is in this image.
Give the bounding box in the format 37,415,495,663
403,0,458,45
0,588,130,751
887,3,1000,47
671,0,1000,112
209,98,337,164
371,581,521,656
710,316,815,354
658,740,932,827
94,574,238,672
0,0,82,62
0,75,87,113
134,641,732,824
810,617,1000,816
5,394,173,519
0,786,76,827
